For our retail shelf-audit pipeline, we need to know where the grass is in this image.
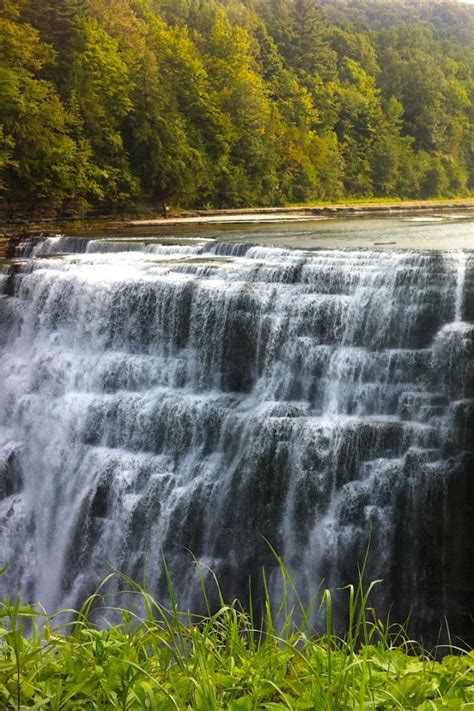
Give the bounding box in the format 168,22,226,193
0,562,472,710
285,195,474,209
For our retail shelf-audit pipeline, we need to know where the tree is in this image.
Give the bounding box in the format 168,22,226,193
0,0,92,210
69,16,138,203
0,0,472,212
333,59,384,196
291,0,336,80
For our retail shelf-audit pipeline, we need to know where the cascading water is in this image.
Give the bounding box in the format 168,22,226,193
0,234,472,644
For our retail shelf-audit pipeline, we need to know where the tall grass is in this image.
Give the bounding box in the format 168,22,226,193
0,561,472,710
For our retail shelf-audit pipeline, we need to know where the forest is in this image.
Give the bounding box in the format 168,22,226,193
0,0,473,215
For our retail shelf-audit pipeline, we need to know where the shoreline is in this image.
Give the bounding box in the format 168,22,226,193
126,198,474,227
0,197,473,231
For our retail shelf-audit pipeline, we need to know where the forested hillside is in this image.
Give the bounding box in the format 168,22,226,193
1,0,473,215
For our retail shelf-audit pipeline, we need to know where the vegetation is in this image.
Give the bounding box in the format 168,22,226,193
0,566,473,709
0,0,473,215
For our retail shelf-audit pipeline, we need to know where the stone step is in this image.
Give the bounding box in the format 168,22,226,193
399,392,449,420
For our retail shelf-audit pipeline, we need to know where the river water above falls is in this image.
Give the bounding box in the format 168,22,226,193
0,217,473,644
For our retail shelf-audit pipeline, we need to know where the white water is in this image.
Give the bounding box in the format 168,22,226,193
0,237,472,639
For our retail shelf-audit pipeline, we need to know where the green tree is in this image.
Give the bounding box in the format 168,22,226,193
0,0,472,212
333,59,384,196
69,15,138,203
0,0,92,210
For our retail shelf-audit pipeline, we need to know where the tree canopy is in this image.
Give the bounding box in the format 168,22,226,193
1,0,473,214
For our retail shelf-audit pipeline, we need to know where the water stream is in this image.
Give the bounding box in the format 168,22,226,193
0,229,472,643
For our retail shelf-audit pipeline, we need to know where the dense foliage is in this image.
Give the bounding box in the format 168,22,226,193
0,0,473,214
0,573,473,709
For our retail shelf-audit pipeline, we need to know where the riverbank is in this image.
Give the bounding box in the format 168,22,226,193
126,198,474,226
1,197,473,230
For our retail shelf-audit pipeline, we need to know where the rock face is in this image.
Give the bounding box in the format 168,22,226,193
0,237,472,645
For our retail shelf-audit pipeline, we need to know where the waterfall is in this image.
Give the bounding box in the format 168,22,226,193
453,251,467,322
0,238,472,643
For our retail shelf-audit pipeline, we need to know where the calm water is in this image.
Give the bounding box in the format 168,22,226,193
61,212,474,251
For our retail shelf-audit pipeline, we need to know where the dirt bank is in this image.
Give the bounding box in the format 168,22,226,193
126,199,474,227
